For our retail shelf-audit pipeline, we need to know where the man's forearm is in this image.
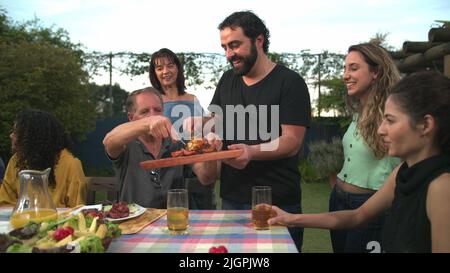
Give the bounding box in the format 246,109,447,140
249,134,303,161
193,161,218,185
103,120,148,158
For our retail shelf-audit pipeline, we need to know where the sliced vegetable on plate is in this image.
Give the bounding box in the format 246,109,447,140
0,210,121,253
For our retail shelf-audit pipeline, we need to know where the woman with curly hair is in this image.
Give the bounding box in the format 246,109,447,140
0,109,86,207
328,43,402,252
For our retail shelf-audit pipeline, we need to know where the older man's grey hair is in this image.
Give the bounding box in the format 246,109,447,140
126,87,163,113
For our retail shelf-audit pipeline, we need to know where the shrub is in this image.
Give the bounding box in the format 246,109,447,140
308,137,344,180
299,159,323,183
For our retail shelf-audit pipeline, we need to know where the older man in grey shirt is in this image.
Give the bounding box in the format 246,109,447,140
103,87,221,208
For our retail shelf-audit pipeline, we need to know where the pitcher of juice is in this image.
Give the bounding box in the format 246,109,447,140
10,168,58,229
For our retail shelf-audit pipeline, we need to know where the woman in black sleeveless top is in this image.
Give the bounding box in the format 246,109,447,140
269,71,450,252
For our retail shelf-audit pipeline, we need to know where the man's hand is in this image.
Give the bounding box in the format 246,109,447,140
204,132,223,151
223,143,252,169
192,133,223,185
182,116,204,137
146,115,176,140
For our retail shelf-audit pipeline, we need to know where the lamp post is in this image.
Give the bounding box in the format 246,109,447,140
108,52,114,117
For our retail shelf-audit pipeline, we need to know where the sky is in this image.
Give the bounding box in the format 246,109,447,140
2,0,449,109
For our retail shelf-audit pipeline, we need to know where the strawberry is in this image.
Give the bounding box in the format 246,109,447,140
217,245,228,253
65,226,74,235
209,245,228,253
53,227,74,241
208,246,218,253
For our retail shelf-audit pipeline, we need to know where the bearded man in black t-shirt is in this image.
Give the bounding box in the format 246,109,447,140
186,11,311,252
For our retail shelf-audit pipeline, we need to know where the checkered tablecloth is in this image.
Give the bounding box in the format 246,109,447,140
107,210,298,253
0,208,297,253
0,207,13,233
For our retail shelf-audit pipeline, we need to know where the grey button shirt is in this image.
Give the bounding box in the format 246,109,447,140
110,138,186,208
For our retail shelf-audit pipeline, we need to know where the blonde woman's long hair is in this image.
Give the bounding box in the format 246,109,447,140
346,43,400,159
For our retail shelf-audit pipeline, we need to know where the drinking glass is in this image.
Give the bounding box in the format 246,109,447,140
167,189,189,234
251,186,272,230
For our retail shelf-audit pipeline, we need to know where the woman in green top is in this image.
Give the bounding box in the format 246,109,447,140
328,43,401,252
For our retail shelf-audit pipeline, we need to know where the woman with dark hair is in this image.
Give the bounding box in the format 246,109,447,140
269,71,450,252
149,48,203,130
149,48,213,209
0,109,87,207
150,48,186,96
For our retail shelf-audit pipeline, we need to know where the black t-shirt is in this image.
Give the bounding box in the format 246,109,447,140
209,65,311,206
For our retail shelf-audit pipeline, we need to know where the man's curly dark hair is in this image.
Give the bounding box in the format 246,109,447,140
13,109,72,188
218,10,271,54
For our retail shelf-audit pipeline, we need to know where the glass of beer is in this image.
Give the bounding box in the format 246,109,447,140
167,189,189,234
251,186,272,230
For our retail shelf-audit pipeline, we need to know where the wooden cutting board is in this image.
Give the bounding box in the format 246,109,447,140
118,208,166,234
139,149,243,169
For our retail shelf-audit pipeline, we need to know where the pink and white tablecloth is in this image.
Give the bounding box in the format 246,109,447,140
107,210,297,253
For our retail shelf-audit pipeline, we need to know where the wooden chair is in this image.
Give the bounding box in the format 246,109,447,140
86,176,119,205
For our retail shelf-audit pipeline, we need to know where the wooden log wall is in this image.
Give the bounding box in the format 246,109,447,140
390,26,450,78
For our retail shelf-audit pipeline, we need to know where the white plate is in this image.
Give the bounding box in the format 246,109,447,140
104,204,146,222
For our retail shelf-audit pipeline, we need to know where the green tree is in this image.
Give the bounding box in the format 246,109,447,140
0,10,95,156
294,50,344,116
88,83,128,118
369,32,397,51
318,77,348,117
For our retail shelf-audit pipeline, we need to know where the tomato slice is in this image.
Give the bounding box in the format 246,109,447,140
182,150,197,156
171,150,184,157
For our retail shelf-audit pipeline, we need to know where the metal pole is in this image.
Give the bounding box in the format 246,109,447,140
317,54,321,117
108,52,113,117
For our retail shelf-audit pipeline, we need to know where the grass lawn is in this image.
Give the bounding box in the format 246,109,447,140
301,181,333,253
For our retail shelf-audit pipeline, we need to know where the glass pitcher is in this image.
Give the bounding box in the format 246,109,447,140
10,168,58,229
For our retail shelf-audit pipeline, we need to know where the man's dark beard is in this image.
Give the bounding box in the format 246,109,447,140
229,42,257,76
